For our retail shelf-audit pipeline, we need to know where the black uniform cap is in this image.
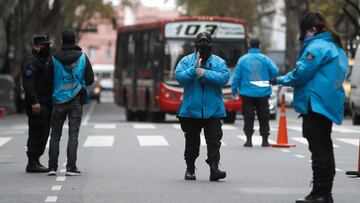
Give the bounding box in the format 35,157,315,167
195,32,213,46
62,30,76,44
33,35,50,45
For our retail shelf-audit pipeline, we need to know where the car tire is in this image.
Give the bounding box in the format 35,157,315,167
223,112,236,124
352,110,360,125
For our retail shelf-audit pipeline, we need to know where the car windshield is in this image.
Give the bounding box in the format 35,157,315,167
164,39,247,81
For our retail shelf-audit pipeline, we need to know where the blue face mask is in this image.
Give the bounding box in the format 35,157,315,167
304,31,315,40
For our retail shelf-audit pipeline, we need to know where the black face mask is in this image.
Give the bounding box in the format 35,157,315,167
37,45,51,58
198,45,212,60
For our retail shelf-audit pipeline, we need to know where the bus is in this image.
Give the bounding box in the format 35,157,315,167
114,16,249,123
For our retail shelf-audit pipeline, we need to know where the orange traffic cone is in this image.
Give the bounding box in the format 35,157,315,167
346,139,360,177
271,94,296,148
0,107,5,119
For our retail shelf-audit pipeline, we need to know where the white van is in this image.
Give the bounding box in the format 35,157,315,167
349,48,360,125
92,64,114,90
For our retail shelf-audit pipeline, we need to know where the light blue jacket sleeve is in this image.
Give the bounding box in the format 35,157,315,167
231,59,242,96
267,57,279,78
277,43,338,87
175,57,196,86
204,61,230,86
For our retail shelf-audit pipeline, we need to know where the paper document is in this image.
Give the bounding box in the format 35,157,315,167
250,81,270,87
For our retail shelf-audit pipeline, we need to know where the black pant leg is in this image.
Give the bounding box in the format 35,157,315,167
25,103,51,160
255,97,270,137
241,96,255,137
66,98,82,170
48,104,67,170
303,111,334,192
203,118,223,164
179,117,202,167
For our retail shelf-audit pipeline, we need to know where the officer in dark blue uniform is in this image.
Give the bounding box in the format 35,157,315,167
22,35,52,173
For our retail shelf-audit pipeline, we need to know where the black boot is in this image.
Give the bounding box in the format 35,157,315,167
243,136,252,147
26,159,49,173
208,162,226,181
296,182,333,203
184,167,196,180
261,136,270,147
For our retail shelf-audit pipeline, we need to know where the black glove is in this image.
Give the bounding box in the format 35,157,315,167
269,77,278,85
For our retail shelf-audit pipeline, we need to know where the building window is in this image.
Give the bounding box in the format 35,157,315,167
88,46,97,62
105,49,112,62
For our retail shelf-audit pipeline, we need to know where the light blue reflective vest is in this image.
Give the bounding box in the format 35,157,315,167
277,32,348,124
52,53,86,104
231,48,279,97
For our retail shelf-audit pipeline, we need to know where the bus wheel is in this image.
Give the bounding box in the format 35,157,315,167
137,111,148,121
125,108,136,121
148,112,165,123
223,112,236,124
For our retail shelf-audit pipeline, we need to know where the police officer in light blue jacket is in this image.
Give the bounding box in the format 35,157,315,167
232,38,279,147
270,12,348,203
175,32,229,182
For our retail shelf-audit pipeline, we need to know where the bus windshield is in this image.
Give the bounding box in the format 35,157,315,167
164,39,247,82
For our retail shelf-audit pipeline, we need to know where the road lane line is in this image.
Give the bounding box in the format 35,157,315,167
56,176,66,182
94,124,116,129
237,135,275,146
51,185,62,191
291,137,339,148
280,149,291,153
83,136,114,147
336,168,344,172
137,136,169,146
45,196,57,202
133,124,157,129
222,125,237,130
0,137,12,148
293,154,305,159
82,101,96,126
336,138,359,146
172,124,181,129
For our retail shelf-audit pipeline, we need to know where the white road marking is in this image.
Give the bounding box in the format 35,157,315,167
60,169,66,173
63,162,67,166
336,138,359,146
133,124,157,129
287,126,302,132
11,125,28,130
94,124,116,129
45,196,57,202
254,125,277,131
56,176,66,182
336,168,344,172
81,101,96,126
83,136,114,147
200,135,226,146
293,154,305,159
237,135,275,146
51,185,62,191
2,130,25,135
0,137,12,148
172,124,181,130
222,125,237,130
291,137,339,148
137,136,169,146
333,126,360,133
280,149,291,153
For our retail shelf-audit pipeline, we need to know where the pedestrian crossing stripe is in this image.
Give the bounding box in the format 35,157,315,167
336,138,359,146
237,135,275,146
133,124,157,129
333,126,360,133
222,125,237,130
137,135,169,146
0,137,12,148
94,124,116,129
172,124,181,130
200,135,227,146
291,137,340,148
83,136,114,147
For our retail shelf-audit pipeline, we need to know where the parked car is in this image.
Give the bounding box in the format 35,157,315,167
87,77,102,103
349,48,360,125
269,85,279,120
93,64,114,90
278,86,293,107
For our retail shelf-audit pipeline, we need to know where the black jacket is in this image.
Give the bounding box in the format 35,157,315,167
21,52,52,105
48,44,94,103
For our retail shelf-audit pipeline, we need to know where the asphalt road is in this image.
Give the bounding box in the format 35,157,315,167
1,91,360,203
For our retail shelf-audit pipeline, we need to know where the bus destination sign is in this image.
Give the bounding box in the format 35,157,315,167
165,21,245,39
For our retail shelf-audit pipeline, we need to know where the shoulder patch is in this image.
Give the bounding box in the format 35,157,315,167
25,69,33,77
306,52,314,61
